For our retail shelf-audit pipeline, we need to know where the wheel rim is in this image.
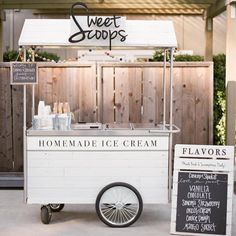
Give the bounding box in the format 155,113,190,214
99,186,140,226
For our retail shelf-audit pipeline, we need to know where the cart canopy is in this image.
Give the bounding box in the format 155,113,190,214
18,18,177,48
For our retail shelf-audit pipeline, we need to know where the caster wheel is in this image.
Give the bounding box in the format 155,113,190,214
49,204,64,212
96,182,143,227
41,206,52,224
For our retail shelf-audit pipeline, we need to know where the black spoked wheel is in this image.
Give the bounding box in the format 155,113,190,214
96,182,143,227
49,204,65,212
41,206,52,224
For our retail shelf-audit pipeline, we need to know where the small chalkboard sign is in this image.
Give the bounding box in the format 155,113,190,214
176,171,227,235
11,62,38,85
171,145,234,236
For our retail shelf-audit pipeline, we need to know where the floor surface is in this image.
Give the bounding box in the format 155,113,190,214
0,190,235,236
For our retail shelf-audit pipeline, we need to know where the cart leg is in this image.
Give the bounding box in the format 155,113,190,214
41,205,52,224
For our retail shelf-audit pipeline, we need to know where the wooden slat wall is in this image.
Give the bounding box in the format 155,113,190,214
12,85,24,171
172,68,183,145
102,67,114,123
101,62,213,148
0,66,13,171
36,64,97,123
0,62,213,172
128,68,142,123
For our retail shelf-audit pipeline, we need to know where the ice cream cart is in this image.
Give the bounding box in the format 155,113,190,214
18,4,179,227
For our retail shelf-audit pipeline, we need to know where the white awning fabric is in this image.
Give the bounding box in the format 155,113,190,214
18,18,177,48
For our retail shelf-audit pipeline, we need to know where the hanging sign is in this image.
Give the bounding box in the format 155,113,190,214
171,144,234,236
11,62,38,85
68,2,128,49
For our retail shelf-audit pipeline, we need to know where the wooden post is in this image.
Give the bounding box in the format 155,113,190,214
205,17,213,61
226,3,236,145
0,10,3,62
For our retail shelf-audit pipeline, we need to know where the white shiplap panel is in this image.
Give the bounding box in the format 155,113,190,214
140,177,168,188
28,176,167,189
28,157,168,168
27,186,168,204
27,145,169,204
64,167,168,177
28,167,64,177
27,188,100,204
27,151,168,168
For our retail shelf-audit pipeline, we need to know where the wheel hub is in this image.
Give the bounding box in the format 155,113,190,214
115,202,124,210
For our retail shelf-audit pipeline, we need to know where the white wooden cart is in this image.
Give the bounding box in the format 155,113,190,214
19,7,179,227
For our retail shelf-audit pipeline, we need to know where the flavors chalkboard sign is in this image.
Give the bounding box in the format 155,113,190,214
171,144,234,236
176,172,227,235
11,62,38,85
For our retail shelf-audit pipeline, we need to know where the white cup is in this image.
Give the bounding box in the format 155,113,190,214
44,105,51,116
38,101,45,116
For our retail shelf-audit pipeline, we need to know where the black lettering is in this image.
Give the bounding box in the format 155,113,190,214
131,140,135,147
62,140,67,147
68,2,127,50
123,140,129,147
95,30,102,40
104,17,112,27
110,30,118,40
69,140,75,147
189,148,194,155
183,148,187,154
54,140,60,147
195,149,200,155
39,140,44,147
87,30,96,39
201,148,207,155
109,30,118,49
87,16,97,27
102,30,108,39
137,140,142,147
46,140,53,147
68,2,89,43
92,140,97,147
222,149,227,156
151,140,157,147
215,149,220,156
96,17,103,27
118,30,128,42
208,149,214,155
113,16,121,28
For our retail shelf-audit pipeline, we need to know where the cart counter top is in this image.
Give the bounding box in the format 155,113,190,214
27,123,179,137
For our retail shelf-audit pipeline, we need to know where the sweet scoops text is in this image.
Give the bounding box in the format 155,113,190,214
68,2,128,49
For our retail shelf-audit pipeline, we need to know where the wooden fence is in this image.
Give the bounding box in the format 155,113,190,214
0,62,213,172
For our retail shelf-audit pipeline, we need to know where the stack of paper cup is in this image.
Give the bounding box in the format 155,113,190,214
44,105,51,116
38,101,45,116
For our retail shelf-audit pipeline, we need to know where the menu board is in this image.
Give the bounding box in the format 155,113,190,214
176,171,228,235
11,62,38,84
